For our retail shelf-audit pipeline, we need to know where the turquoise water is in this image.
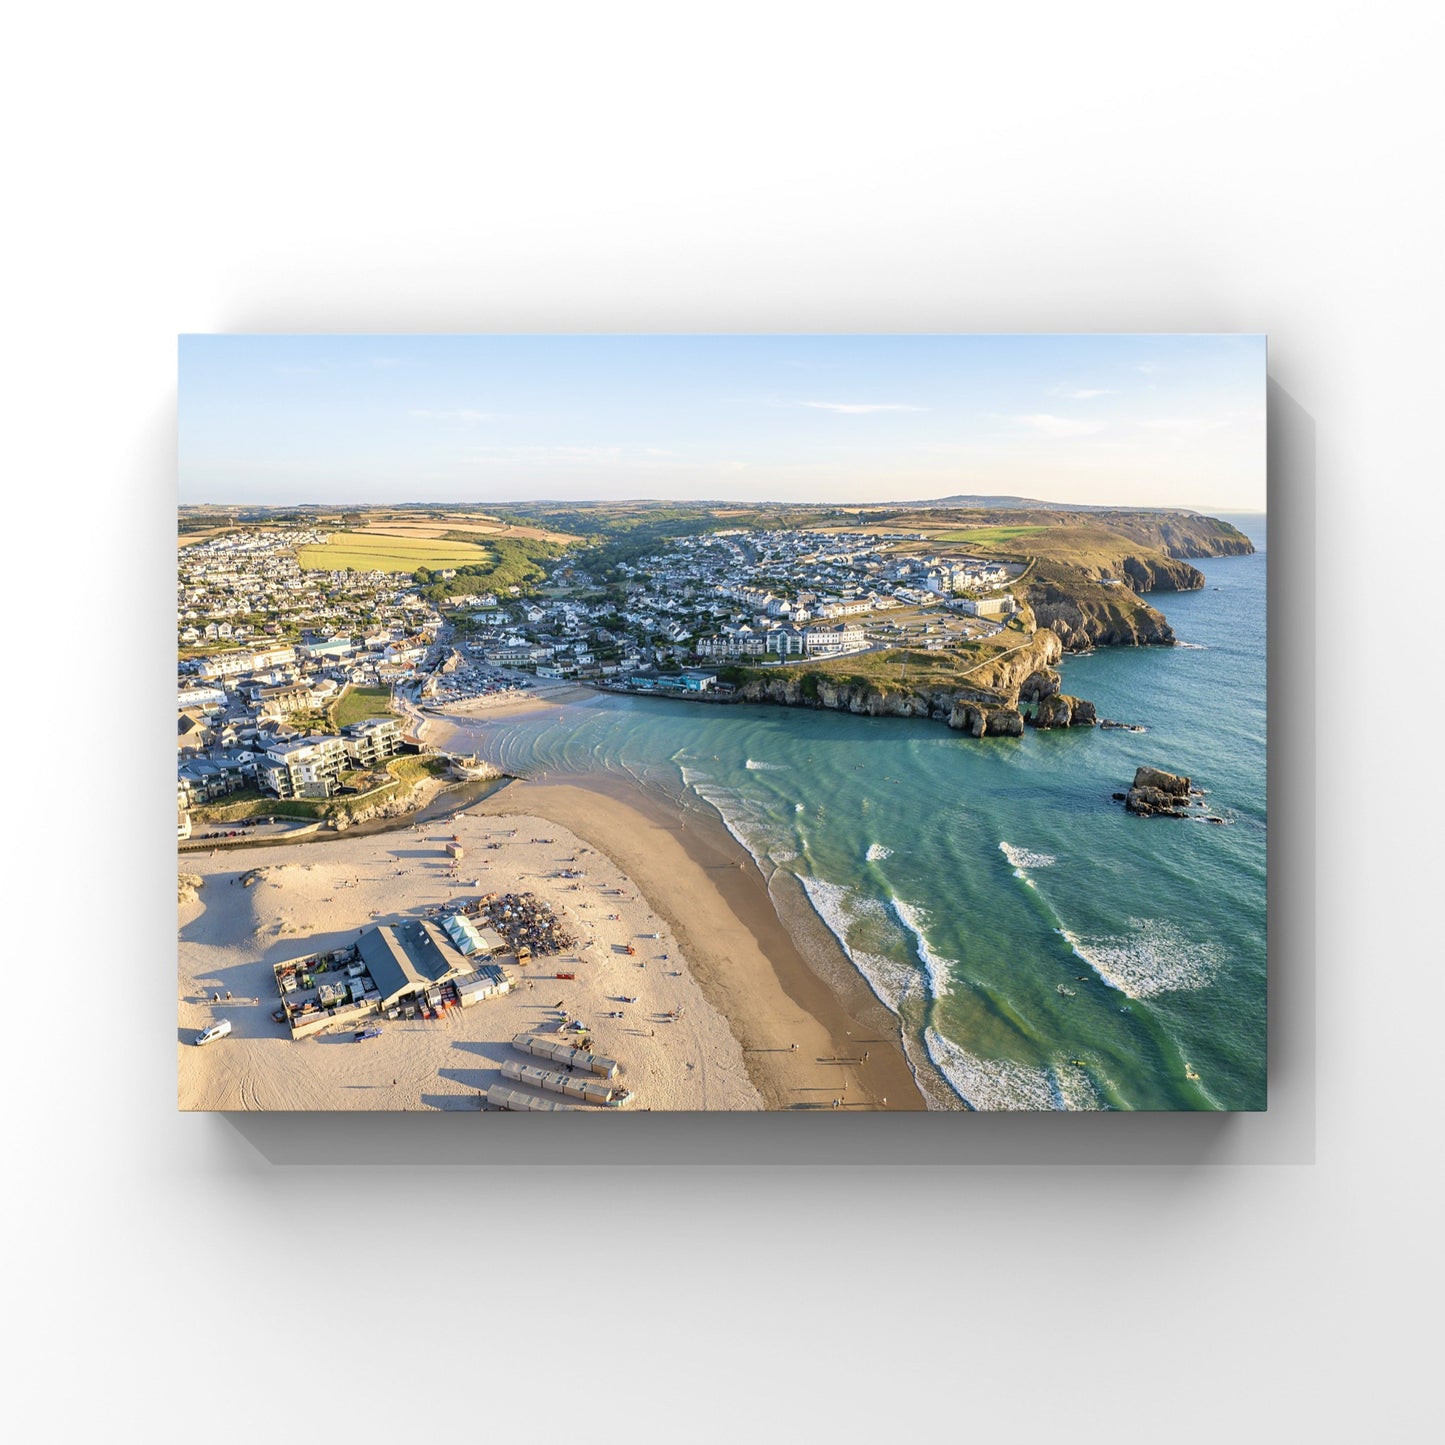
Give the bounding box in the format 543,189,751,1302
452,515,1266,1110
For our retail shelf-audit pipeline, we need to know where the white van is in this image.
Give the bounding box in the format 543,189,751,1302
195,1019,232,1046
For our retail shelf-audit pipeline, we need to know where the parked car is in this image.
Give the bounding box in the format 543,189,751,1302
194,1019,232,1046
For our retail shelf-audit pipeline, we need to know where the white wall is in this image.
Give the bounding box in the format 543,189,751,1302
10,4,1433,1443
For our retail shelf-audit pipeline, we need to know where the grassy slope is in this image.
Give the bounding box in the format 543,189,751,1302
330,685,395,729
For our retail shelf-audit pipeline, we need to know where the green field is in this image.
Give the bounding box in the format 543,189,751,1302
331,685,396,729
296,532,494,573
932,526,1047,545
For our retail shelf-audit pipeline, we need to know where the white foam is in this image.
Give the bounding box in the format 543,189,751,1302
998,840,1056,873
865,842,893,861
924,1029,1058,1111
889,896,956,999
1054,1063,1107,1111
745,758,786,771
795,874,917,1015
689,782,788,872
1060,919,1224,1000
795,803,805,813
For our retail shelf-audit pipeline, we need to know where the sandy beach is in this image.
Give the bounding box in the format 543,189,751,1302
180,685,926,1112
178,808,762,1112
476,777,923,1110
423,698,924,1109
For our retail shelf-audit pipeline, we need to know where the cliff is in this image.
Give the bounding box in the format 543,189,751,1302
732,628,1093,738
1089,510,1255,564
1024,562,1178,652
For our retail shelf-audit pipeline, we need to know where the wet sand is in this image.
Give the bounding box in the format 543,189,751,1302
474,776,925,1110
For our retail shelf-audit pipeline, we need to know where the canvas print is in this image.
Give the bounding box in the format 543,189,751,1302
177,335,1266,1112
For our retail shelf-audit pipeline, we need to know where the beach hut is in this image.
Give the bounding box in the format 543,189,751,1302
500,1058,632,1106
486,1084,579,1112
511,1033,619,1079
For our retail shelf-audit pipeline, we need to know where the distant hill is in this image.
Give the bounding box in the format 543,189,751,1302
897,494,1092,511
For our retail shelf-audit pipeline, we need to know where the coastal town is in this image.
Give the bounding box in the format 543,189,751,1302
177,508,1030,1112
177,516,1026,823
177,498,1254,1114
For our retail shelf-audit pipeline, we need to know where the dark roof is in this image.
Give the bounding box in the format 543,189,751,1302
356,921,469,1006
355,928,417,1005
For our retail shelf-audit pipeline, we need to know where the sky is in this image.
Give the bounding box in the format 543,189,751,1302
178,334,1266,511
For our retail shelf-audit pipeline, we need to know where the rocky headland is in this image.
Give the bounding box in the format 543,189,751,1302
731,627,1096,738
1018,511,1253,652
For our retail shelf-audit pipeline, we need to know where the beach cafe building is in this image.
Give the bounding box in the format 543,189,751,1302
357,920,472,1011
277,918,514,1039
357,918,514,1011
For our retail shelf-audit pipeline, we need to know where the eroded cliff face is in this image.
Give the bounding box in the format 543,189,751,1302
1118,554,1205,592
1025,570,1177,652
732,629,1090,737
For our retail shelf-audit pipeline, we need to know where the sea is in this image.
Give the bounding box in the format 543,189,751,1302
448,514,1266,1111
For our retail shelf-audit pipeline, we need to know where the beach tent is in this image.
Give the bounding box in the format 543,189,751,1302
443,914,485,955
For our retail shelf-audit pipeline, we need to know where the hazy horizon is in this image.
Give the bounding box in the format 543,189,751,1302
179,335,1266,512
178,493,1266,515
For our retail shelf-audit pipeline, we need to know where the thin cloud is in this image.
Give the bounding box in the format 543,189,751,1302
1014,413,1105,438
1052,387,1113,400
801,401,927,414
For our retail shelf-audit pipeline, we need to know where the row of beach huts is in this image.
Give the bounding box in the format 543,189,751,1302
486,1033,635,1111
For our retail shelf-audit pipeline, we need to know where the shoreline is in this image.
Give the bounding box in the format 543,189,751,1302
469,774,926,1110
184,689,933,1110
178,741,927,1110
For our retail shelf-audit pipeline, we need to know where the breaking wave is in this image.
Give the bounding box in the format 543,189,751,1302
924,1030,1106,1111
795,874,919,1016
1060,918,1225,1000
865,842,893,862
924,1030,1055,1110
999,840,1056,874
745,758,786,771
890,896,955,999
